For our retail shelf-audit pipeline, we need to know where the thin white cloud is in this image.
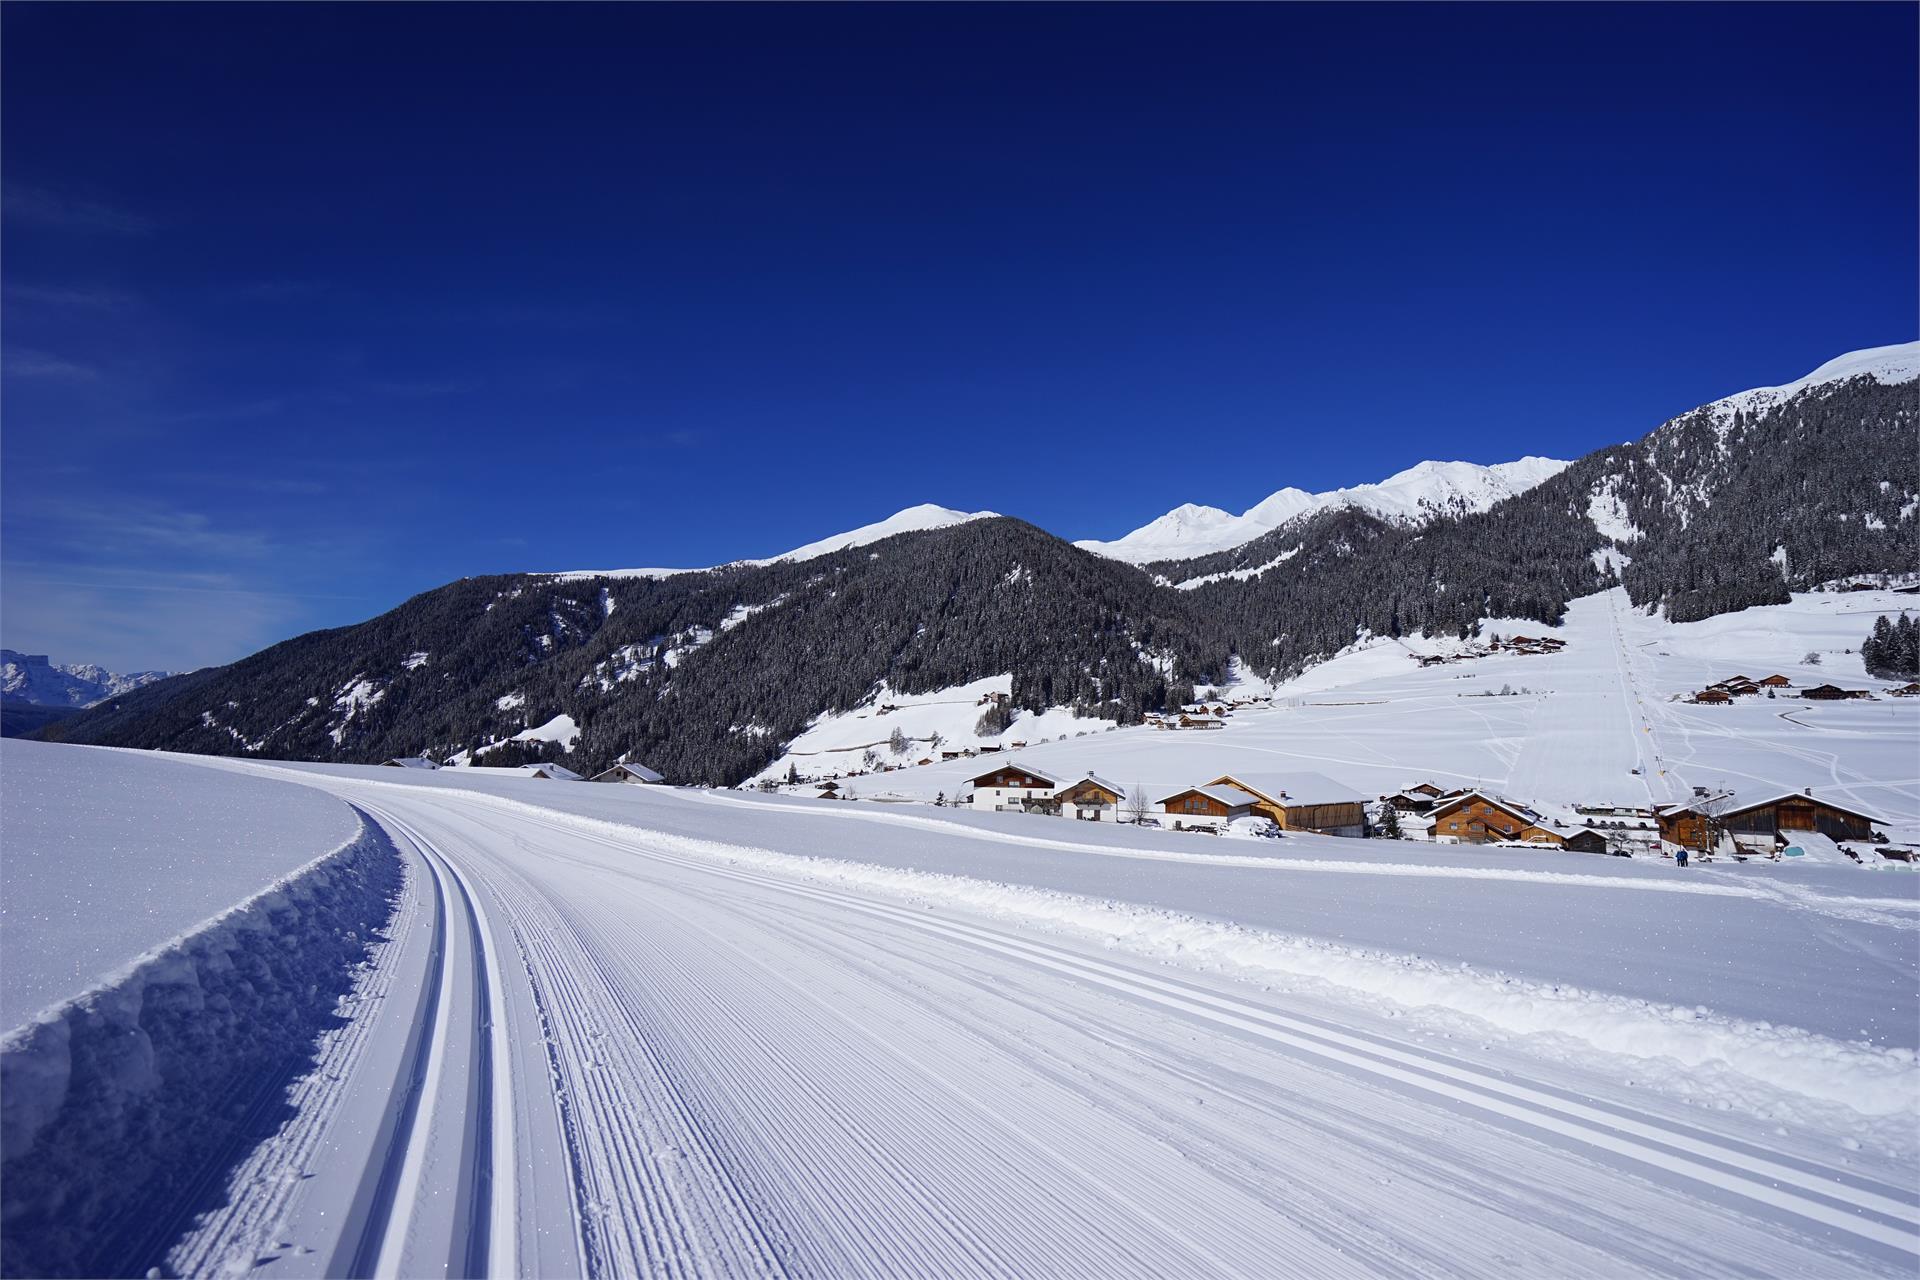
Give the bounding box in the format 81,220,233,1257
2,282,138,310
2,348,99,380
2,184,153,235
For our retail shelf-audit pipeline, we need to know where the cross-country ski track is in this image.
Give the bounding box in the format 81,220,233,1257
131,759,1916,1280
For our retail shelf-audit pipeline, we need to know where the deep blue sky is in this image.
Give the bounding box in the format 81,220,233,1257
4,3,1914,671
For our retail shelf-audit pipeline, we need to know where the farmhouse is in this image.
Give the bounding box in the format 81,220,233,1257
1207,772,1368,837
1429,791,1576,847
1891,682,1920,697
1179,714,1225,730
1801,684,1861,700
1383,781,1450,813
967,760,1062,812
589,762,664,784
1759,674,1793,688
1692,689,1732,705
1157,783,1263,829
816,780,841,799
1054,774,1126,821
382,756,440,770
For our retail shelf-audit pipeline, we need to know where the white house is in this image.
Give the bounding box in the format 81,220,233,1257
965,760,1061,812
590,762,664,785
1054,773,1127,821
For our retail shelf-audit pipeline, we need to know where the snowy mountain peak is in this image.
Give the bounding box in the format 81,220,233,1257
774,504,999,563
1709,341,1919,420
1,650,173,707
1076,457,1571,565
548,504,999,580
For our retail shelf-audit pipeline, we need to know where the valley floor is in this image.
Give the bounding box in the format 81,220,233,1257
3,745,1916,1277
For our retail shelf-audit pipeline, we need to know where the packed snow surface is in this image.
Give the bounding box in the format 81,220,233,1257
544,503,997,580
1077,456,1571,563
0,740,360,1028
7,744,1918,1276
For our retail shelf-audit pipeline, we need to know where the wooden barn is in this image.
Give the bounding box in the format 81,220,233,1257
1157,783,1263,829
1721,790,1884,843
1659,790,1885,848
1207,772,1368,837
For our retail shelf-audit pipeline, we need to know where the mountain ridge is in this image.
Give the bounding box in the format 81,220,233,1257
1,650,174,708
34,341,1917,786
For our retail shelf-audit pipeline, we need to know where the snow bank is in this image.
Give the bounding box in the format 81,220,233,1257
0,812,403,1278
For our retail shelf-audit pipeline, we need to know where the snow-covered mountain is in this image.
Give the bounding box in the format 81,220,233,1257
1706,341,1919,422
549,503,999,580
1,651,173,707
1076,457,1571,565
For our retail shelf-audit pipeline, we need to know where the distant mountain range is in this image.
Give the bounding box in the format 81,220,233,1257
1,651,173,707
36,342,1919,786
1074,456,1573,564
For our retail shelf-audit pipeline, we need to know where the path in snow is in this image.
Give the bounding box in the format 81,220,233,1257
141,762,1917,1278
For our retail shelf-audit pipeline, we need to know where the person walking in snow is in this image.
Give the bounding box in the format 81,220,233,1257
1675,846,1690,868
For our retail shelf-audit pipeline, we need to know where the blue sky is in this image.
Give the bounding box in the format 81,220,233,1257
4,3,1915,672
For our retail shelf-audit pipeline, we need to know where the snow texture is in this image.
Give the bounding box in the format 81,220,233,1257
0,740,361,1028
0,804,400,1277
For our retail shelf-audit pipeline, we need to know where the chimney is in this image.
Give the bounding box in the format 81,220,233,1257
1804,787,1812,796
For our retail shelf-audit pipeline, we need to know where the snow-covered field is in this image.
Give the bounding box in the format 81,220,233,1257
784,588,1920,842
3,742,1915,1276
0,739,361,1027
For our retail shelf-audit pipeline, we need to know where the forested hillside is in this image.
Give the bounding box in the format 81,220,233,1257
40,360,1918,783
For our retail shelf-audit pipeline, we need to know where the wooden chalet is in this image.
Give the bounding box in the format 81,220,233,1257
1178,714,1225,730
589,762,663,785
1055,774,1126,821
1692,688,1732,704
1559,829,1610,854
1157,783,1263,828
1654,801,1711,851
1207,772,1368,837
1891,682,1920,698
1429,791,1576,847
382,756,440,770
1801,684,1851,700
1758,674,1793,688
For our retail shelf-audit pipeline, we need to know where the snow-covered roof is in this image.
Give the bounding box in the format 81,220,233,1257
469,764,582,781
1721,790,1886,825
1055,773,1124,799
592,762,663,783
1208,771,1365,807
967,759,1060,786
383,756,439,770
1158,783,1264,809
